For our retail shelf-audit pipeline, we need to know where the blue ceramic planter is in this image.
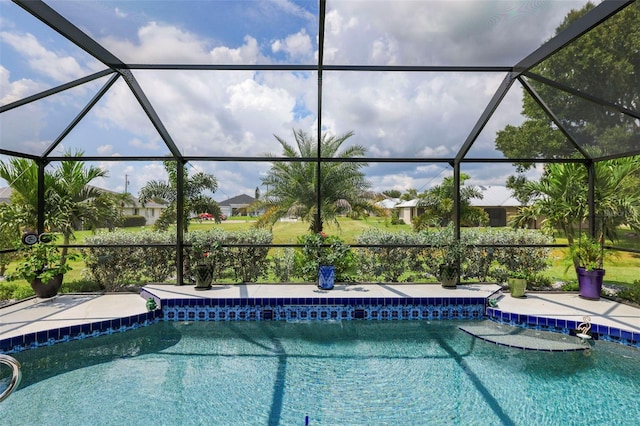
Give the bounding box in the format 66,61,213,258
318,265,335,290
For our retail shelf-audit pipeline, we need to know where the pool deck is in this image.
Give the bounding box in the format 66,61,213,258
1,284,640,349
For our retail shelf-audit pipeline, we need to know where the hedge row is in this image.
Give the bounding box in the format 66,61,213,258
80,228,552,290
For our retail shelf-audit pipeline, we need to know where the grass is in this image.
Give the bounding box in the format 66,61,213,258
544,247,640,287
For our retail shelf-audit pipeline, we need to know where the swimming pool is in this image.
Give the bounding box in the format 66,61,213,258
2,320,640,425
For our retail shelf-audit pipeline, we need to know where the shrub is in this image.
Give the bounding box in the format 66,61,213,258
226,229,272,282
270,248,296,282
0,282,19,301
12,284,35,300
617,281,640,305
389,210,405,225
83,230,175,290
185,229,273,283
61,279,104,293
352,227,552,284
122,215,146,227
357,230,415,282
490,229,552,282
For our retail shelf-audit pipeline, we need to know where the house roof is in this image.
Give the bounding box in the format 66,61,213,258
393,185,520,209
471,185,520,207
395,199,419,208
218,194,255,207
375,198,400,209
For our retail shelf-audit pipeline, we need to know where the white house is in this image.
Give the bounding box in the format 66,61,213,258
121,197,166,226
393,185,522,227
217,194,260,217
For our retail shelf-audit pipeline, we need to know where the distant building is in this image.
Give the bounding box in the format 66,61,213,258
218,194,260,217
120,197,167,226
375,197,400,210
392,185,522,227
469,185,521,227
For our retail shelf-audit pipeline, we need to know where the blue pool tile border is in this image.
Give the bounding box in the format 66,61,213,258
1,295,488,354
486,307,640,350
1,311,160,355
4,290,639,353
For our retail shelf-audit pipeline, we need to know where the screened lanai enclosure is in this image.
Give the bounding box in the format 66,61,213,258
1,0,639,286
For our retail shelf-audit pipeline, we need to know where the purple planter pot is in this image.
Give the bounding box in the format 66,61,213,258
577,267,605,300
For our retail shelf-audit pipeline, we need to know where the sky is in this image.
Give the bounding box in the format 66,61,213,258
0,0,590,202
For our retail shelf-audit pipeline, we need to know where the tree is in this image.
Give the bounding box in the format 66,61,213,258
511,156,640,268
382,189,401,199
413,173,488,229
257,129,370,232
495,2,640,162
138,160,221,232
0,152,121,260
401,188,418,201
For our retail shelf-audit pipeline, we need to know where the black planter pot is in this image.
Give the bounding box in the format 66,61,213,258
30,273,64,298
194,264,213,290
576,267,605,300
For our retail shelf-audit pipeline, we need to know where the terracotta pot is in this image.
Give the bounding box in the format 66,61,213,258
30,273,64,298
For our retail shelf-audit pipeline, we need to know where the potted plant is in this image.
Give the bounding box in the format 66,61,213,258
7,236,76,298
507,271,528,298
439,239,465,288
569,235,605,300
190,240,219,290
298,232,352,290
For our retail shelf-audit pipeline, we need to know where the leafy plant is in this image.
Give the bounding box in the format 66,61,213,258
569,235,604,271
296,232,353,281
270,248,297,282
7,240,77,283
508,271,528,279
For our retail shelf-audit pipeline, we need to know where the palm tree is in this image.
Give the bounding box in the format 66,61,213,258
138,160,221,232
257,129,371,233
511,156,640,267
0,151,120,260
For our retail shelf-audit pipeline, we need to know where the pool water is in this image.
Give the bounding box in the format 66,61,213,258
2,321,640,425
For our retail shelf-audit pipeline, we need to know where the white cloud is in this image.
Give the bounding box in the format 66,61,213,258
0,31,87,82
0,66,46,105
210,36,261,64
271,29,313,60
324,1,585,66
101,22,211,63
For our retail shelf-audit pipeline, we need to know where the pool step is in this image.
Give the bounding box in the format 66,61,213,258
459,321,590,352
